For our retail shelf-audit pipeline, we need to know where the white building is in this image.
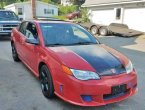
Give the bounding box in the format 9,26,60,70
61,0,73,6
82,0,145,32
4,1,58,20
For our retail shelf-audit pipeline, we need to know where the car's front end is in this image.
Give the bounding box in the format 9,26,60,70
55,67,137,106
49,45,138,106
0,21,20,36
0,10,20,36
40,21,138,106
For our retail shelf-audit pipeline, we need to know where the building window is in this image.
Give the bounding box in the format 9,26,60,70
44,9,54,15
18,8,23,15
116,8,121,20
52,9,54,14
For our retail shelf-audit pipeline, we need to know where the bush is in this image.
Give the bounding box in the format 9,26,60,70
80,8,90,22
58,5,78,15
54,15,66,20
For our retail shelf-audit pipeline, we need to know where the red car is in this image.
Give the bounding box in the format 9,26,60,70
66,11,81,20
11,20,137,106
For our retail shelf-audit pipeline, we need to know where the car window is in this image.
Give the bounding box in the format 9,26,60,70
40,23,99,46
25,23,38,39
72,26,89,41
19,22,28,35
0,11,19,21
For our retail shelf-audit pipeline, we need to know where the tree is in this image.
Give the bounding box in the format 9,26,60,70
51,0,61,4
0,0,4,8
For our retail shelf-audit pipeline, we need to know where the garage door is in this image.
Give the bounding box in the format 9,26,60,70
91,9,114,25
124,8,145,32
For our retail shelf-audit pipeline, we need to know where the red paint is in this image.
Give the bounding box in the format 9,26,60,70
11,20,138,106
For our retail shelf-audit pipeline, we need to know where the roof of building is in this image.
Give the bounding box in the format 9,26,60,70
4,1,58,9
82,0,145,7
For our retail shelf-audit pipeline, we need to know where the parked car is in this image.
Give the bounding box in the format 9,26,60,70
66,11,81,20
0,10,20,36
11,19,137,106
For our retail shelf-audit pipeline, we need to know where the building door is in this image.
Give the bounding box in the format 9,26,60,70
123,8,145,32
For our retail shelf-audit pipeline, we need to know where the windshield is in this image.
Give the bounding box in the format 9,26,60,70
0,11,19,21
40,23,99,46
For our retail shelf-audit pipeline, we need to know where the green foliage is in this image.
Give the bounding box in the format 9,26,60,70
54,15,66,20
80,8,89,22
58,5,78,15
0,0,29,8
41,0,51,3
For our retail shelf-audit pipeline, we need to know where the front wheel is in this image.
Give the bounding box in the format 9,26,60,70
39,65,54,98
11,43,20,62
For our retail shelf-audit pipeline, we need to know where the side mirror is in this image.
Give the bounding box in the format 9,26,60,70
25,38,39,45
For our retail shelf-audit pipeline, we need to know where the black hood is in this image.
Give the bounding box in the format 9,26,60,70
66,45,126,76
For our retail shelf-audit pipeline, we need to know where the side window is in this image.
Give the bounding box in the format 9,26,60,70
19,22,28,35
116,8,121,20
25,23,38,39
18,8,23,15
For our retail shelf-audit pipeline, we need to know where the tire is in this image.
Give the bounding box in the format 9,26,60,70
39,65,54,98
11,43,20,62
90,26,98,35
99,26,108,36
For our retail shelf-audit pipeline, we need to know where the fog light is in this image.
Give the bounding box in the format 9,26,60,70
81,95,92,102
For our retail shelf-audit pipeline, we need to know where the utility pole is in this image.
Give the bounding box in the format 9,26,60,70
31,0,36,19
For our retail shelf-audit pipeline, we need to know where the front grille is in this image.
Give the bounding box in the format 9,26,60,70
103,84,128,100
2,24,18,31
103,92,127,100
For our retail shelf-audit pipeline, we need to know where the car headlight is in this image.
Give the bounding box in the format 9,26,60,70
126,60,133,74
70,69,100,80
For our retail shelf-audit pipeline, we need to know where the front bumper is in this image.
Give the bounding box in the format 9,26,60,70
55,70,137,106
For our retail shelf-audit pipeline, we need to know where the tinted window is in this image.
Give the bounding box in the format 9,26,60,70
19,22,28,35
0,11,19,21
25,23,38,39
40,23,99,46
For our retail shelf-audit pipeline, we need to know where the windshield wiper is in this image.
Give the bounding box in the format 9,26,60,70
46,42,97,47
72,42,97,45
46,43,66,47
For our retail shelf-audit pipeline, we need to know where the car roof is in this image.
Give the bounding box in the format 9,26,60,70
0,10,13,12
24,18,74,24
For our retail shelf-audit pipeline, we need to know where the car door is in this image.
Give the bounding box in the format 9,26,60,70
16,21,28,61
24,22,40,72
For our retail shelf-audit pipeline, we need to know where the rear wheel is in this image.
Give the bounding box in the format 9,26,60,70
11,43,20,62
39,65,54,98
99,26,108,36
90,26,98,35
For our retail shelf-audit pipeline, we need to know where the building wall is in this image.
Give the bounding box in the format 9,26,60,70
123,7,145,32
5,5,16,13
16,3,32,20
4,1,58,20
36,2,58,18
88,2,145,32
90,9,114,25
